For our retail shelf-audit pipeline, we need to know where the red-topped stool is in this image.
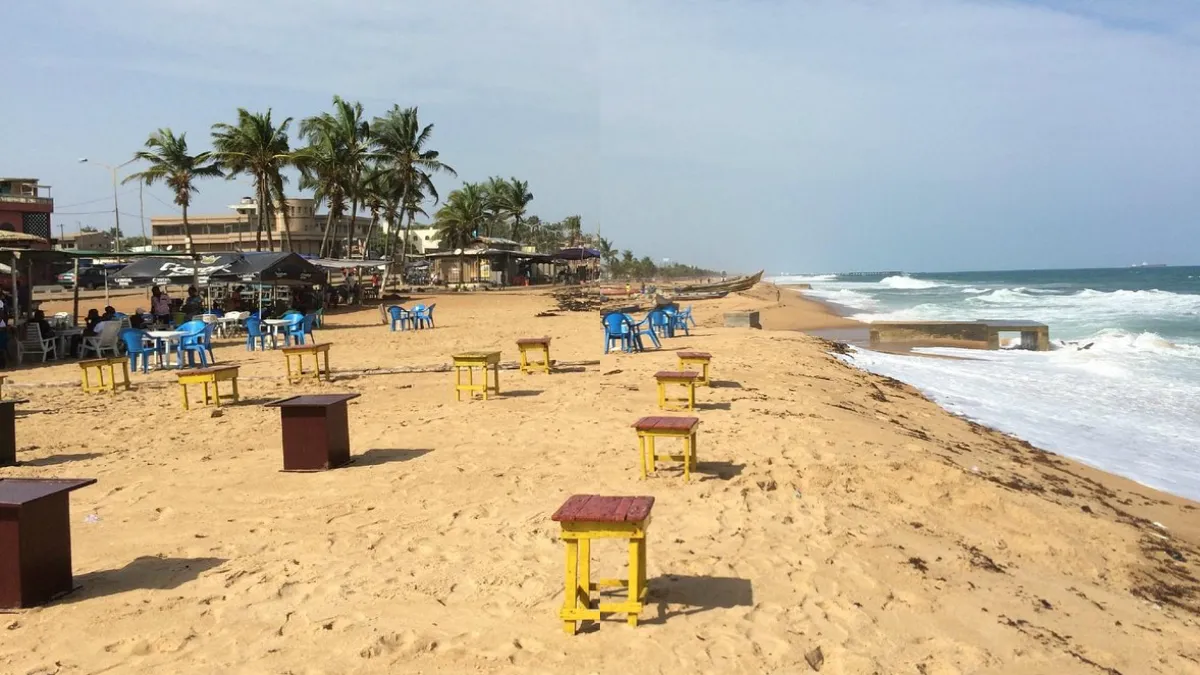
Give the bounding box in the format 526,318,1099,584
676,351,712,386
551,494,654,634
654,370,699,410
633,416,699,481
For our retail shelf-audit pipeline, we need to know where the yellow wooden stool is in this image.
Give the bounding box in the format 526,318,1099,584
633,416,700,481
676,351,712,386
452,351,501,400
654,370,699,411
551,494,654,635
79,357,131,394
516,337,552,375
176,366,240,410
282,343,331,384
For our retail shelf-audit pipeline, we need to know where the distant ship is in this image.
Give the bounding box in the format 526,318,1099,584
1130,262,1167,268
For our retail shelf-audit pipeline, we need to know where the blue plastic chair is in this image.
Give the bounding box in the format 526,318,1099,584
177,320,211,368
649,309,674,339
663,307,689,336
119,328,159,374
627,314,661,351
682,305,697,327
602,313,633,353
387,306,411,331
282,314,307,346
245,317,276,351
302,314,316,343
413,303,436,329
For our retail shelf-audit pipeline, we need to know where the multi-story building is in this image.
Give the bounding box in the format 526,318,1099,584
0,178,53,244
150,197,373,256
56,230,114,251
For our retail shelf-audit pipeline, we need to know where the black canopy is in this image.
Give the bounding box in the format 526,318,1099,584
113,252,325,287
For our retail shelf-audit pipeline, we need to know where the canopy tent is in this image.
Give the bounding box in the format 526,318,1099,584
112,252,326,287
554,246,601,261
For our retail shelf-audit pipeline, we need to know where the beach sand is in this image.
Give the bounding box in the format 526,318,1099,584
2,284,1197,674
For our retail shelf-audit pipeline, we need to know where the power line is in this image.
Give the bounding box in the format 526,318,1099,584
55,189,138,210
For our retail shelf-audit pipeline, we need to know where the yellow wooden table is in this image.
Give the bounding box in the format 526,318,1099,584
282,343,331,384
176,365,240,410
452,351,501,400
79,357,131,394
633,416,700,481
516,337,552,375
551,494,655,635
676,351,712,386
654,370,699,411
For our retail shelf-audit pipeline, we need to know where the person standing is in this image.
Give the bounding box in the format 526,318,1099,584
151,285,172,325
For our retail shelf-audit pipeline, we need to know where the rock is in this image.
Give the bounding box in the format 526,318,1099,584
805,646,824,671
210,409,224,418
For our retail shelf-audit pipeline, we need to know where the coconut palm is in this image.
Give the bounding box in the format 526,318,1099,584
372,105,456,266
490,177,533,242
300,96,374,257
295,137,349,256
122,128,223,254
434,184,488,286
211,109,294,251
597,236,618,276
563,214,584,246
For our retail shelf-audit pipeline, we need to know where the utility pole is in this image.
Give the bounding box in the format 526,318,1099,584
78,157,135,252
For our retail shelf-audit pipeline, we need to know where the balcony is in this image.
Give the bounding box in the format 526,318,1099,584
0,194,53,207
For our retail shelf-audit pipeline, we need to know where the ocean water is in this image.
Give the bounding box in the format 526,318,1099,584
770,267,1200,502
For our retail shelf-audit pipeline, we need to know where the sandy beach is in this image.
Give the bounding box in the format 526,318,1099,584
2,284,1198,674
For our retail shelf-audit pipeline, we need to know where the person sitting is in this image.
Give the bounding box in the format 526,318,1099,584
184,286,203,312
101,306,116,321
129,313,146,329
82,309,103,336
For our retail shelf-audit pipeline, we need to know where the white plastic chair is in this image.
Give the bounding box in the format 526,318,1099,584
80,322,122,358
19,323,57,363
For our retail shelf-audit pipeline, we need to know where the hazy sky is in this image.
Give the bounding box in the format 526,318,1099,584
5,0,1200,273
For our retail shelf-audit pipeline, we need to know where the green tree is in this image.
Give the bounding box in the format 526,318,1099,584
122,128,224,254
211,109,294,251
295,137,349,256
434,184,488,286
300,96,374,257
597,236,617,276
372,105,455,268
562,214,583,246
497,178,533,242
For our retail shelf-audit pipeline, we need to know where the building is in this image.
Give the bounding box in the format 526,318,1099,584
56,230,114,251
150,197,373,256
0,178,53,244
427,237,558,287
403,226,441,254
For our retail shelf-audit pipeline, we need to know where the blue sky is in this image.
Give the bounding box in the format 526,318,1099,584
4,0,1200,273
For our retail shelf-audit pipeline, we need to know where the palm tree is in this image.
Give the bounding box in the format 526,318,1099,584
372,105,456,268
295,138,349,256
434,184,487,286
597,236,617,277
482,176,508,237
563,214,583,246
122,128,223,254
300,96,374,257
494,177,533,242
211,109,294,251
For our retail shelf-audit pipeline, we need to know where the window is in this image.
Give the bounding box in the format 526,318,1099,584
22,213,50,239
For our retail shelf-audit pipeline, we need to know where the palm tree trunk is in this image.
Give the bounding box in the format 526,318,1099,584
254,182,265,251
319,204,337,258
511,215,521,243
362,209,379,260
346,196,359,257
182,202,195,254
264,198,276,251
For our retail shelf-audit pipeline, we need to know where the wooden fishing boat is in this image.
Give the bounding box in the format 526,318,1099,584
671,270,763,294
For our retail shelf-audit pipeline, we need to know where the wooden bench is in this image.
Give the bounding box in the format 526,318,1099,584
516,337,552,375
654,370,699,411
551,494,654,634
177,365,240,410
452,351,501,400
282,342,331,384
676,351,712,386
79,357,131,394
634,416,699,481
